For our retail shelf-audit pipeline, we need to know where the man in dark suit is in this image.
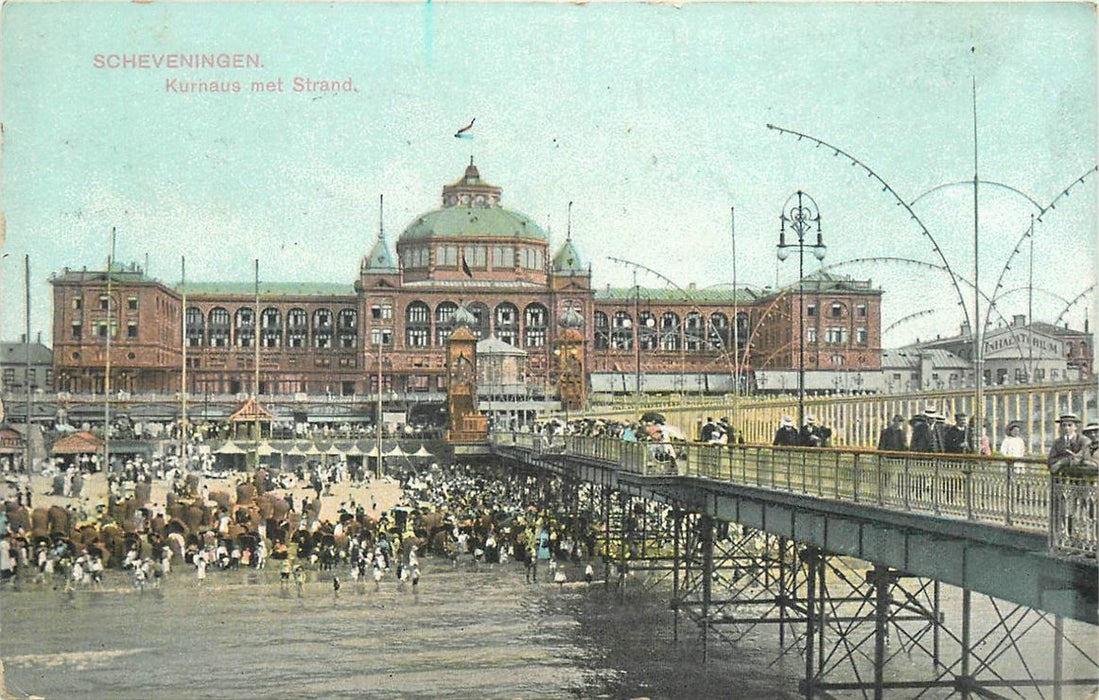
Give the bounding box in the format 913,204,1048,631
799,415,828,447
877,415,908,452
1048,413,1087,474
944,413,973,453
910,407,938,452
773,416,799,447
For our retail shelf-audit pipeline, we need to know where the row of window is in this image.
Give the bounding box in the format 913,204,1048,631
1,367,53,388
402,245,545,272
806,302,868,319
401,301,551,349
184,307,358,349
72,294,140,312
805,327,869,345
592,310,749,351
70,319,139,341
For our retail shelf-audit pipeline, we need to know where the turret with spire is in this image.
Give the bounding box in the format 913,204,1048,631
551,200,586,275
361,194,397,273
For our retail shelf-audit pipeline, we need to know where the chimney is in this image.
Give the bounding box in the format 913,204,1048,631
36,331,41,344
688,282,696,290
1013,314,1026,327
960,321,971,337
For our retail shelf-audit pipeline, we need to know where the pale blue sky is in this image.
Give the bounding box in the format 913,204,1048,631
1,2,1095,347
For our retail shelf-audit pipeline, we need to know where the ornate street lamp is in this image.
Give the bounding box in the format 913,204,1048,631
777,190,826,428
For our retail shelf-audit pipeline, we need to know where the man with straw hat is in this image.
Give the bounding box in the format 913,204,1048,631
772,416,799,447
1048,414,1086,474
1081,422,1099,472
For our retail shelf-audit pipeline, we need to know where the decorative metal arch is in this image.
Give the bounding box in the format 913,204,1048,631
767,123,974,336
883,308,937,336
984,167,1098,337
1054,284,1096,327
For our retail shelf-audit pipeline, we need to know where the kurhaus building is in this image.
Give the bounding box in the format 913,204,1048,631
49,162,883,399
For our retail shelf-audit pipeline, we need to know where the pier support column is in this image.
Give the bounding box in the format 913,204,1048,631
802,546,820,699
869,564,897,700
700,514,713,663
672,508,681,645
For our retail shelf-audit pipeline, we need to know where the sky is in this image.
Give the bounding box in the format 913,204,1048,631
1,1,1095,349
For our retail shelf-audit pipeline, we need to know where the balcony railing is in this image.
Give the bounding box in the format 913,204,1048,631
490,433,1097,559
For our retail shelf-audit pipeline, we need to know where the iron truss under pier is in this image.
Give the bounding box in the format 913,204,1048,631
492,434,1098,699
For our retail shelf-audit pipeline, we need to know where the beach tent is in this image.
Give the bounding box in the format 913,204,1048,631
51,430,102,455
412,445,434,458
215,441,246,455
383,444,407,458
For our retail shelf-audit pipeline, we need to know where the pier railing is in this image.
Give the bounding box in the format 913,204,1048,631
492,433,1097,559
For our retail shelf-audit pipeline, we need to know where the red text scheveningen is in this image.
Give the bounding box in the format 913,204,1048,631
92,53,262,69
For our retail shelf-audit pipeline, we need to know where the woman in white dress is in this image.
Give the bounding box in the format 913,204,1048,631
999,422,1027,473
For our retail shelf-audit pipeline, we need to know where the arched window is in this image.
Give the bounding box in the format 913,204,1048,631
494,302,519,346
524,303,548,348
638,311,657,350
735,312,749,351
612,311,633,350
660,312,681,351
208,307,230,348
313,309,333,348
594,311,610,350
286,308,308,348
435,302,458,346
186,307,205,348
829,301,848,319
337,309,357,348
709,312,729,351
234,308,255,348
467,302,490,340
406,301,431,348
260,308,282,348
684,312,704,351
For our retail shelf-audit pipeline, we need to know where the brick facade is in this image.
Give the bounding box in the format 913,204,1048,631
49,164,882,397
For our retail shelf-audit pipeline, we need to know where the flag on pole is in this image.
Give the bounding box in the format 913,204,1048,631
461,254,473,278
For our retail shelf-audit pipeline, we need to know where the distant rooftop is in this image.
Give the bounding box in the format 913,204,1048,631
51,262,155,284
595,286,759,304
0,341,53,365
175,282,356,297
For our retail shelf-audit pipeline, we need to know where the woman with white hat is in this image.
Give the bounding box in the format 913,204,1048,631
999,422,1027,473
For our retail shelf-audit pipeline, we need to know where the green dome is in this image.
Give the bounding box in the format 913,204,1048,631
399,207,547,243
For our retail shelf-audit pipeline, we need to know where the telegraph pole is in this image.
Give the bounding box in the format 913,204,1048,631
180,256,188,468
731,206,739,397
972,77,984,453
103,228,116,475
23,255,32,474
253,258,261,468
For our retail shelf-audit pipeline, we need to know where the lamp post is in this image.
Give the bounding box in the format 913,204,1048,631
777,190,826,428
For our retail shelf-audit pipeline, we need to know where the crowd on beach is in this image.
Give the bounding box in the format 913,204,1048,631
0,447,612,595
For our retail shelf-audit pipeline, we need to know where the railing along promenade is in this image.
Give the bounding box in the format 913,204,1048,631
492,433,1098,560
574,381,1098,453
